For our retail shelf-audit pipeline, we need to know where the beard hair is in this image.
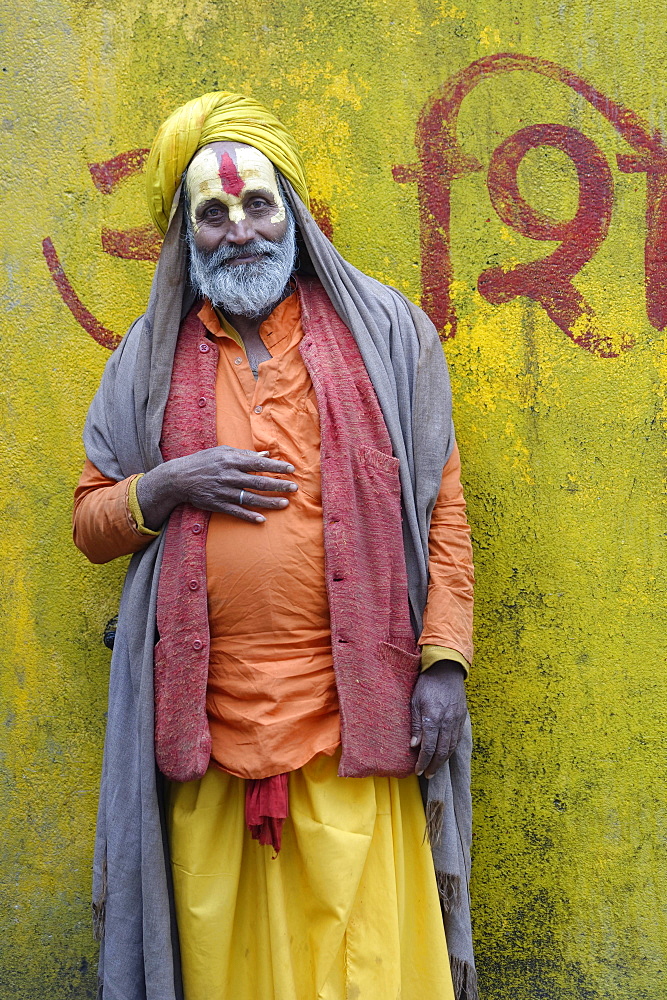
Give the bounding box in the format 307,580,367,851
186,205,297,318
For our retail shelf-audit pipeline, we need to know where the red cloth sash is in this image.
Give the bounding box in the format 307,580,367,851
245,774,289,853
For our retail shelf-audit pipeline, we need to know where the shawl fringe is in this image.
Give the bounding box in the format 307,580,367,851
435,870,462,913
92,856,107,942
450,955,479,1000
425,797,444,843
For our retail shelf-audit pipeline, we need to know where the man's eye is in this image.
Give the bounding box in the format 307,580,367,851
204,206,223,218
248,198,269,210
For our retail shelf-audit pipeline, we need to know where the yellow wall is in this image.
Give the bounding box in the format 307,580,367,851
2,1,666,996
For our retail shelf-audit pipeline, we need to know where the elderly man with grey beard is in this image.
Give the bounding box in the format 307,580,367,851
73,93,476,1000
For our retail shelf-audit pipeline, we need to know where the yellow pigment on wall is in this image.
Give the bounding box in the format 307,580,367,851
1,1,666,996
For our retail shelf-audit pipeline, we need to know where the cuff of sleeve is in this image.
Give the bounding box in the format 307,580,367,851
127,475,161,537
420,644,470,678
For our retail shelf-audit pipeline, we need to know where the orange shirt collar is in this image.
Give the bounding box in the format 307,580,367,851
197,284,302,354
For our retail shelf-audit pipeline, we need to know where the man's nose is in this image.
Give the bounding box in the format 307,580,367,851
224,218,256,244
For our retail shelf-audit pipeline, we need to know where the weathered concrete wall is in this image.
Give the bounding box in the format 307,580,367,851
1,1,666,996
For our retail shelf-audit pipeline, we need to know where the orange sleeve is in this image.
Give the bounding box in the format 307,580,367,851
73,459,153,564
418,442,474,664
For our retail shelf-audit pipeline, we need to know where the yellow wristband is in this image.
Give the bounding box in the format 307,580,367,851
127,474,161,537
420,645,469,677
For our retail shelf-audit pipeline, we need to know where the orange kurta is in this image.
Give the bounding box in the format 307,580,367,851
73,293,474,780
202,293,340,778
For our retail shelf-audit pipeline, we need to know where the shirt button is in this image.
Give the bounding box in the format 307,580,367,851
254,405,263,413
192,523,203,534
234,357,242,365
188,579,199,591
192,639,203,651
198,343,210,353
198,397,206,407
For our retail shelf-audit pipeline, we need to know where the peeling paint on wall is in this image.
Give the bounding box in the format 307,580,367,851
1,1,667,997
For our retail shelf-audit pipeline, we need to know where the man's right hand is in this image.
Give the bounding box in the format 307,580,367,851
135,447,298,530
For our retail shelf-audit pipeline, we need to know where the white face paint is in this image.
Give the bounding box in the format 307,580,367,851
235,147,286,224
186,144,286,227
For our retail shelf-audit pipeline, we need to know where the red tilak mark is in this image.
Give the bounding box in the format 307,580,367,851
101,225,162,261
42,237,121,350
218,152,245,196
310,199,334,241
88,148,151,194
393,53,667,356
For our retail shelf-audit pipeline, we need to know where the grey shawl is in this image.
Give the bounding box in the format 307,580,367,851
84,185,476,1000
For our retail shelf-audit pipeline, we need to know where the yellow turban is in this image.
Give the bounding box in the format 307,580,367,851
145,92,310,235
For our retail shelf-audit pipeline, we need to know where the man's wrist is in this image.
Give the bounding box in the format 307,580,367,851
135,463,182,531
426,659,466,678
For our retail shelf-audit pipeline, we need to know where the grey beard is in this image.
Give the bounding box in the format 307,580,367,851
186,209,296,318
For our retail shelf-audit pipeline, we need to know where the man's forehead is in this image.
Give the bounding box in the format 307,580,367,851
188,141,277,186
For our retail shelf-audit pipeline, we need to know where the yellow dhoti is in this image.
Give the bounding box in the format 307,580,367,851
168,751,454,1000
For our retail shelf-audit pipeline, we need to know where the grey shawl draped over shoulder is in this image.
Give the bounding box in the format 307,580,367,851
84,185,476,1000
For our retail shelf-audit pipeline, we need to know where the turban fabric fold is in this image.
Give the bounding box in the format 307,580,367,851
145,91,310,234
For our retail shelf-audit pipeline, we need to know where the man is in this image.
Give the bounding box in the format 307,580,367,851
74,92,476,1000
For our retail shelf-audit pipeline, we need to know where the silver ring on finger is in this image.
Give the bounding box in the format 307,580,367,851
239,490,246,506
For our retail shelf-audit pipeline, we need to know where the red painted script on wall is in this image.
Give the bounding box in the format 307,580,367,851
393,53,667,358
42,148,155,350
43,149,334,350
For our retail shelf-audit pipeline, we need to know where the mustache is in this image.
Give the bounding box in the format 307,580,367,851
202,238,283,266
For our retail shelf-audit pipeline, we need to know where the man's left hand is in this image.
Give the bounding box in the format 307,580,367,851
410,660,467,778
